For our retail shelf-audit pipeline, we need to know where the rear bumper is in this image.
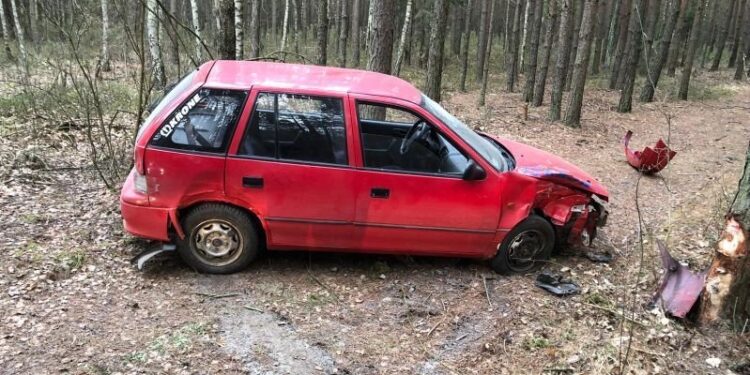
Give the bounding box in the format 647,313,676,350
121,200,171,241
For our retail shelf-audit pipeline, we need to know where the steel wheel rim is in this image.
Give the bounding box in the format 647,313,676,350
507,229,547,272
191,219,244,267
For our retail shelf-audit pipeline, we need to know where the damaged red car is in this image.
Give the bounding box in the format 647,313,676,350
120,61,609,274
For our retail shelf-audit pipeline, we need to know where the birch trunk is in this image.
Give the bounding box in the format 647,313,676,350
190,0,203,61
10,0,27,73
0,0,13,61
281,0,290,51
235,0,244,59
393,0,413,76
100,0,111,71
147,0,166,88
250,0,260,58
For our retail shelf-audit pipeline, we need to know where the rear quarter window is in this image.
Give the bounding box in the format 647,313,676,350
150,88,247,153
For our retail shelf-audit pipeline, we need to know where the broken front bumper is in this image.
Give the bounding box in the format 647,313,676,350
566,195,608,247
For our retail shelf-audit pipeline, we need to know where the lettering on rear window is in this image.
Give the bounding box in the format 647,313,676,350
159,92,203,138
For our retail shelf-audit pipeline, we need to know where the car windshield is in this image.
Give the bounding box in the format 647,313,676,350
420,95,510,172
136,70,197,140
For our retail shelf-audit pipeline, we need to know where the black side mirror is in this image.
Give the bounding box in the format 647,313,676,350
462,160,486,181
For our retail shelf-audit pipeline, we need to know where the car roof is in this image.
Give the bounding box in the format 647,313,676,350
204,60,423,104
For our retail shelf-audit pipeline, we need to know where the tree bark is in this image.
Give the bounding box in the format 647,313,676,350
617,0,647,113
460,0,473,92
100,0,111,71
678,0,703,99
608,0,631,89
590,0,608,75
734,1,749,79
533,0,559,107
146,0,165,88
522,0,543,102
639,0,681,103
0,0,13,61
234,0,244,59
566,0,584,90
272,0,278,44
281,0,290,51
10,0,27,74
665,0,689,76
699,143,750,327
730,0,748,68
564,0,598,127
476,0,490,81
393,0,413,75
217,0,236,59
549,0,573,120
506,0,524,92
249,0,260,58
336,0,348,66
424,0,449,101
479,0,497,106
317,0,329,65
451,5,463,56
366,0,396,74
352,0,361,66
190,0,203,61
710,0,736,71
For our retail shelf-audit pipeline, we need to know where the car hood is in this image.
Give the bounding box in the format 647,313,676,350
492,136,609,199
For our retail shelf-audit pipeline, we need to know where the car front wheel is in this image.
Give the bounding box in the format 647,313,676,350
176,204,259,274
491,215,554,274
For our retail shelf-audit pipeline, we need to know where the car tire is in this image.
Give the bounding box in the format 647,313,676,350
176,204,259,274
491,215,555,275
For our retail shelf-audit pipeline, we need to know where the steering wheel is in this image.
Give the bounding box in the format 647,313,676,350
400,120,430,155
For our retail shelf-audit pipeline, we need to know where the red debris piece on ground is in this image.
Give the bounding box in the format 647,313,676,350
622,131,677,174
651,240,706,318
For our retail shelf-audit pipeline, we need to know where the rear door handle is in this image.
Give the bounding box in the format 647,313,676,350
370,187,390,198
243,176,264,188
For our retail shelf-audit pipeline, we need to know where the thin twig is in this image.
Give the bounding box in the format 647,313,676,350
195,292,240,299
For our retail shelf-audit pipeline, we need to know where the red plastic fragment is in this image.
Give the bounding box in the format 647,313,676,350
651,240,706,318
622,131,676,174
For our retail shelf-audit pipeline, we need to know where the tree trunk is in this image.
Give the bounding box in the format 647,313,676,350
564,0,598,127
272,0,278,44
522,0,543,102
520,0,530,70
393,0,413,76
701,0,720,68
190,0,203,61
734,2,749,79
217,0,236,59
506,0,524,92
146,0,165,88
317,0,329,65
10,0,27,74
608,0,631,89
566,0,584,90
533,0,559,107
730,0,748,68
617,0,647,113
367,0,396,74
100,0,111,71
424,0,449,101
665,0,689,77
639,0,681,103
678,0,703,99
451,5,463,56
337,0,348,67
549,0,573,120
590,0,608,75
699,143,750,327
710,0,736,71
0,0,13,61
479,0,497,106
352,0,361,66
249,0,260,58
168,0,181,72
281,0,290,51
476,0,490,81
460,0,473,92
234,0,244,59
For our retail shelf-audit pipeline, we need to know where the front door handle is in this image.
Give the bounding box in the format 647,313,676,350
243,176,264,188
370,187,390,198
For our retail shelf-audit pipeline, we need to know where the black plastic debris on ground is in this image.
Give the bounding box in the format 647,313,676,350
585,250,613,263
535,272,581,296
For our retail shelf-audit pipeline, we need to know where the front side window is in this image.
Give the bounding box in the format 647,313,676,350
151,88,246,153
239,93,347,165
357,102,470,175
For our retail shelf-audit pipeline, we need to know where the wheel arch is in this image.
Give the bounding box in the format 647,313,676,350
173,199,268,249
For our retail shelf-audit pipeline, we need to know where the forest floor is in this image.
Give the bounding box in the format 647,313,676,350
1,68,749,375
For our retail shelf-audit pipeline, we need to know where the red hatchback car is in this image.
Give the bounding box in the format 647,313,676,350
121,60,609,274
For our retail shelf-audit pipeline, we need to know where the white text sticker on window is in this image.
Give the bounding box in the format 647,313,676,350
160,92,203,138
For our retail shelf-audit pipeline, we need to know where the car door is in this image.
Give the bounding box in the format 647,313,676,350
225,89,359,250
350,96,503,257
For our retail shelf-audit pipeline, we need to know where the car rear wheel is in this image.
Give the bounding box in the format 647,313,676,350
491,215,554,274
176,204,259,274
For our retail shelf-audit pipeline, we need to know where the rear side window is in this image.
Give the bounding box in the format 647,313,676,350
238,92,347,165
150,88,246,153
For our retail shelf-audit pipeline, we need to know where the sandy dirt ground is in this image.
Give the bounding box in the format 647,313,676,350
1,70,749,375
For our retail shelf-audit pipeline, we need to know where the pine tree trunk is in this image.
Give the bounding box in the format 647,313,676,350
566,0,584,90
249,0,260,58
665,0,689,77
533,0,559,107
522,0,543,102
730,0,748,68
639,0,681,103
590,1,607,75
617,0,647,113
479,0,497,106
0,0,13,61
337,0,348,67
678,0,703,99
190,0,203,61
234,0,244,59
100,0,111,71
393,0,413,76
10,0,27,74
734,1,748,79
699,143,750,327
608,0,631,89
352,0,361,66
424,0,449,101
317,0,329,65
451,6,462,57
476,0,490,81
701,0,720,68
506,0,524,92
564,0,598,127
549,0,573,120
710,0,736,71
460,0,473,92
367,0,396,74
281,0,290,51
217,0,236,59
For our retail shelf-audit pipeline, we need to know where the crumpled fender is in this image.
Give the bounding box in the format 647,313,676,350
623,130,676,174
